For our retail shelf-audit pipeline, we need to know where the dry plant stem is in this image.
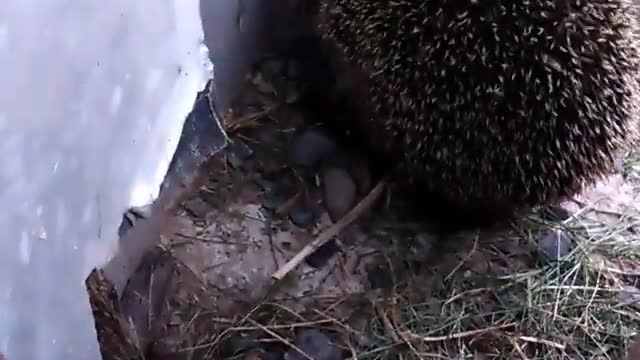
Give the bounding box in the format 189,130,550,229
508,336,531,360
401,323,516,343
518,336,565,350
445,233,479,281
272,178,387,280
246,319,315,360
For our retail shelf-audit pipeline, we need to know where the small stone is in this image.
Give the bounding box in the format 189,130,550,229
183,197,212,218
349,158,372,194
284,86,301,104
322,167,357,222
251,71,277,95
260,57,286,79
538,229,573,262
286,59,301,79
260,176,298,212
245,349,284,360
284,329,342,360
366,263,393,290
255,178,276,192
305,239,340,268
261,190,287,211
266,349,288,360
289,204,315,228
227,139,254,168
489,262,511,276
290,129,336,167
542,205,573,221
244,350,266,360
148,336,182,360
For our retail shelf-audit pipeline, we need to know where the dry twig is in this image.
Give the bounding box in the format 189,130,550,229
272,179,386,280
401,323,516,343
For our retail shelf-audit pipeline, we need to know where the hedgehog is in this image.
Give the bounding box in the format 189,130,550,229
297,0,640,229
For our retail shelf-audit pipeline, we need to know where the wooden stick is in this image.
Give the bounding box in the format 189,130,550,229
272,178,386,280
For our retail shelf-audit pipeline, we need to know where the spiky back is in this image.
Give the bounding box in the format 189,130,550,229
317,0,640,208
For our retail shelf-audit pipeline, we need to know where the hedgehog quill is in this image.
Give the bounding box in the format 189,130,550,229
310,0,640,229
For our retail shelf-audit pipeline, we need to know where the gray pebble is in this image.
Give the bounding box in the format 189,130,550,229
227,139,254,168
289,204,315,228
305,239,339,268
261,190,287,211
284,329,342,360
322,167,357,222
251,71,277,95
542,205,573,221
261,58,286,79
286,59,301,79
349,158,372,194
255,178,276,192
183,197,212,218
290,129,336,167
366,263,393,290
538,229,573,262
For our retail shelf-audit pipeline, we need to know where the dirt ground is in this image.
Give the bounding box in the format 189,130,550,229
86,52,640,360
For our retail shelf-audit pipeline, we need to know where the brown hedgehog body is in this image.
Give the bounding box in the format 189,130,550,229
305,0,640,229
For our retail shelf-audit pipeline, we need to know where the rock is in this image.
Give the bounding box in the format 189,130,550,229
227,139,254,168
251,70,277,95
305,239,340,269
183,197,212,218
244,350,266,360
261,191,286,211
322,167,357,222
366,263,393,290
259,57,285,81
260,177,297,212
147,335,183,360
541,205,573,221
289,204,315,228
245,349,284,360
349,157,372,194
290,129,336,167
538,229,573,263
283,329,342,360
255,178,276,193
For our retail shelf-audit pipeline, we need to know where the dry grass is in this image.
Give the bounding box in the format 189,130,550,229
184,156,640,360
87,156,640,360
86,53,640,359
